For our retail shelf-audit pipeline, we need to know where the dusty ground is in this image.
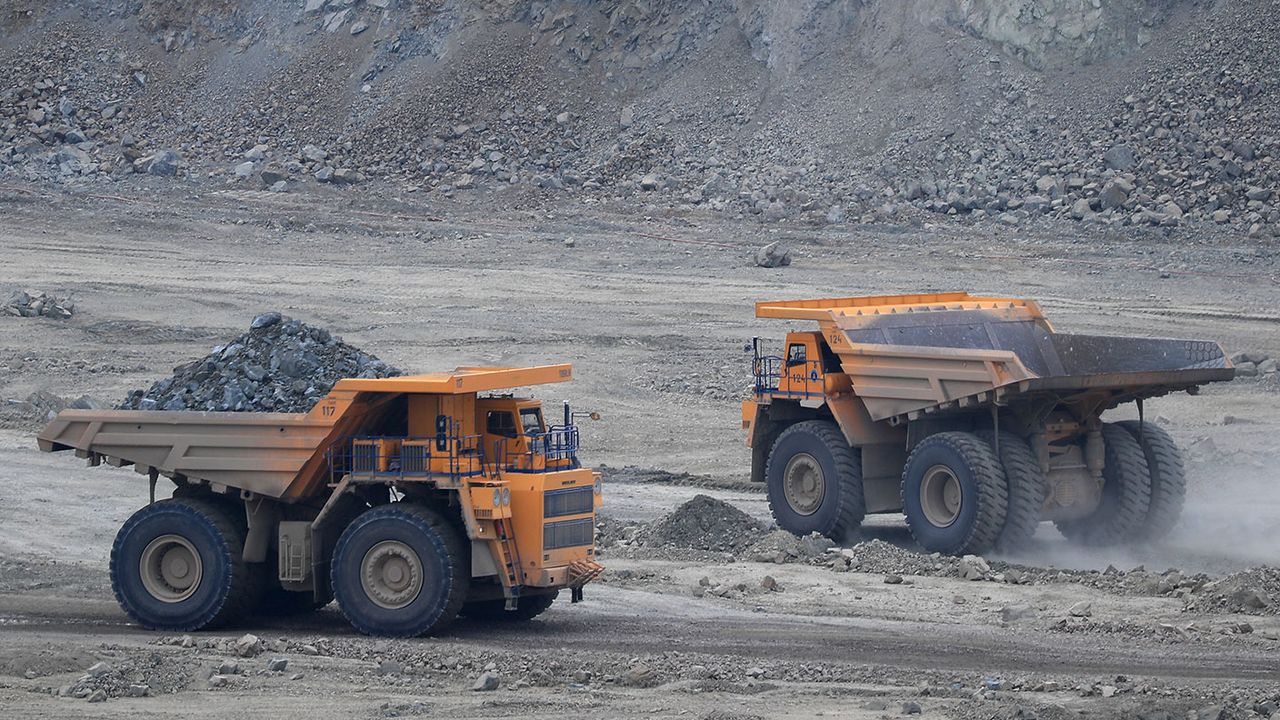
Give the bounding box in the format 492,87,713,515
2,180,1279,718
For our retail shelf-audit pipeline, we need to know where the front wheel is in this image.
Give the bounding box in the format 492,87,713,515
460,590,558,622
765,420,864,541
110,498,261,631
901,432,1008,555
331,503,468,637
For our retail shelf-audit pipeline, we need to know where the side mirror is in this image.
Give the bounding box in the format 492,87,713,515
588,411,601,421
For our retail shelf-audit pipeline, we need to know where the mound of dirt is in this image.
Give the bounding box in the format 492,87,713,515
645,495,766,553
119,312,400,413
747,530,835,564
826,539,950,577
1183,567,1280,616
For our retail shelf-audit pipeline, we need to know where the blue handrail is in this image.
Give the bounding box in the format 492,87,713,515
328,422,582,483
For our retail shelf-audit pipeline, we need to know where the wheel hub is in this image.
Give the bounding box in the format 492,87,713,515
920,464,963,528
139,534,203,603
783,452,825,516
361,540,424,609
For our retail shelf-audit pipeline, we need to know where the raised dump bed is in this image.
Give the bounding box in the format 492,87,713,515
744,292,1234,556
38,365,602,637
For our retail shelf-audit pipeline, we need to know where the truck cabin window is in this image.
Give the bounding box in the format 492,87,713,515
520,407,544,435
486,411,518,438
786,343,807,366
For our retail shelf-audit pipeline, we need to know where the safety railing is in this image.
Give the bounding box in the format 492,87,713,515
493,425,581,473
328,424,583,484
327,429,487,485
753,355,784,394
753,356,825,398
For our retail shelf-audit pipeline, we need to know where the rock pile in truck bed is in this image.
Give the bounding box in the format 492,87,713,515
119,312,400,413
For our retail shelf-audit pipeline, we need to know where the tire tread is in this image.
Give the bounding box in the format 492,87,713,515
1056,424,1152,546
766,420,865,541
1116,420,1186,541
331,502,468,637
975,430,1048,551
460,590,558,622
901,432,1008,555
110,497,258,631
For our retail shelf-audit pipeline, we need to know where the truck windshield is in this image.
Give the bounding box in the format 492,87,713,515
520,408,544,435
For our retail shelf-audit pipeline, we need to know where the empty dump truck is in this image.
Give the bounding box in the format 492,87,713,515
742,293,1234,555
37,364,602,637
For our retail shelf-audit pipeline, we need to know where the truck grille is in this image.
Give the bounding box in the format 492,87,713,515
352,442,378,472
401,442,429,473
543,486,594,518
543,518,593,550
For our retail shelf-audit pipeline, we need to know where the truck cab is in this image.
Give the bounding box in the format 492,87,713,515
755,331,851,400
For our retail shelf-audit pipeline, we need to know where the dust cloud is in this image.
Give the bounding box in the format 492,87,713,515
995,439,1280,575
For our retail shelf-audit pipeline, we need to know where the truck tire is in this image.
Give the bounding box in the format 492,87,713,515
975,430,1049,552
765,420,864,541
459,590,559,622
901,432,1008,555
1056,423,1152,546
110,498,260,631
331,503,468,637
1116,420,1186,542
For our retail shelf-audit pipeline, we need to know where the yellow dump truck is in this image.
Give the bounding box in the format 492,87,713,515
37,365,602,636
742,293,1234,555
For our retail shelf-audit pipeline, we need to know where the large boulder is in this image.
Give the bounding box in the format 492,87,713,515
139,150,182,176
754,242,792,268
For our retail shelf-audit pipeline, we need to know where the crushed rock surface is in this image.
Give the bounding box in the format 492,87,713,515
604,498,1280,618
119,313,400,413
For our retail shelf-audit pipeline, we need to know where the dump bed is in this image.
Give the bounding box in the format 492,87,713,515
37,365,575,500
757,293,1234,422
37,408,340,498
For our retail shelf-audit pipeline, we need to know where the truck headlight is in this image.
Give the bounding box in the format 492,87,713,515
593,477,602,495
502,488,511,506
492,489,501,507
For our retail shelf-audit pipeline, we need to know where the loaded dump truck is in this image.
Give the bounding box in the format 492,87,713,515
742,293,1234,555
37,364,602,637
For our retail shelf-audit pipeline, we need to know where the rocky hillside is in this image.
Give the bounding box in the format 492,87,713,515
0,0,1275,236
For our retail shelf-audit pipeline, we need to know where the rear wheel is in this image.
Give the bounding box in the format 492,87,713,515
1056,423,1152,546
975,431,1049,552
110,498,260,631
460,590,558,622
901,432,1008,555
331,503,468,637
765,420,864,541
1116,420,1186,542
